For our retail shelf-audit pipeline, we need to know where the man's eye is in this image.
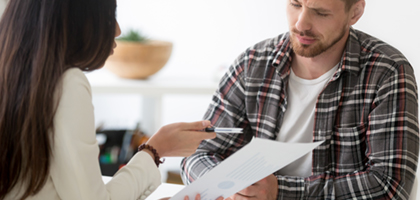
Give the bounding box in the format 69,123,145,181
290,3,302,8
317,12,328,17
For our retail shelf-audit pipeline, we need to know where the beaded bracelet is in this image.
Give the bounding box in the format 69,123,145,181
138,144,164,167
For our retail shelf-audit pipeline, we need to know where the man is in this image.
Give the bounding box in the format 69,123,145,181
181,0,419,199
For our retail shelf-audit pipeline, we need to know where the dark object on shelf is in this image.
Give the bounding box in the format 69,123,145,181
96,125,149,176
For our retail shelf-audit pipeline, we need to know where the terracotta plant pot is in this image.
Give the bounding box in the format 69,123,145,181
104,40,173,79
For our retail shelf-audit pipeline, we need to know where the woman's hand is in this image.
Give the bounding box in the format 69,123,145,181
146,120,216,157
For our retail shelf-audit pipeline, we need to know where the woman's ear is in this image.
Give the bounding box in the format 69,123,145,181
349,0,365,26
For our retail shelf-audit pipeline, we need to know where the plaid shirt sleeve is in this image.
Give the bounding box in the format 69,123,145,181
181,30,419,200
180,48,255,183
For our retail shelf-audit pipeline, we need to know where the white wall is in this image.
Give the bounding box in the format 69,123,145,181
115,0,420,80
116,0,286,79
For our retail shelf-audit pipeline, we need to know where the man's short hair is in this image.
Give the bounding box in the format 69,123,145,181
342,0,360,11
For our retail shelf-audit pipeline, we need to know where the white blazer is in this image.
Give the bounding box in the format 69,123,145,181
6,68,161,200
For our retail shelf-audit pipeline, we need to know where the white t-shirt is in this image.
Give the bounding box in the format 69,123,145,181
6,68,161,200
277,65,338,177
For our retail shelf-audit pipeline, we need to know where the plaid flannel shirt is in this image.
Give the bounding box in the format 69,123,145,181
181,28,419,199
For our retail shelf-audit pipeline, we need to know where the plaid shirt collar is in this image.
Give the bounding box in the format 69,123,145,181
271,28,362,81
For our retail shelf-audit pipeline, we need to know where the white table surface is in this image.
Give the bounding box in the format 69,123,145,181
145,183,185,200
102,176,185,200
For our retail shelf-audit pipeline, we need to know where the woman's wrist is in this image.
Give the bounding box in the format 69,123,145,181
138,144,164,167
141,148,155,160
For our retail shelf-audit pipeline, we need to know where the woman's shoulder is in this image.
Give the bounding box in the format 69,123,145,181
62,68,88,83
55,67,92,106
60,68,91,92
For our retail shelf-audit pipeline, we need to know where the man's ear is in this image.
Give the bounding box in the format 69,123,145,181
349,0,365,26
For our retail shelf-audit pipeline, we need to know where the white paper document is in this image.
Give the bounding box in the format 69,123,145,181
170,138,323,200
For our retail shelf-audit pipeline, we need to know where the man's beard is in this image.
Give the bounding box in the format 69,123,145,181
290,26,347,58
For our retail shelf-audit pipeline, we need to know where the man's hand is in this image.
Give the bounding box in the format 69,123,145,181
226,174,278,200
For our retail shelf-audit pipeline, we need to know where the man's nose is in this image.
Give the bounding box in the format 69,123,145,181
295,9,312,32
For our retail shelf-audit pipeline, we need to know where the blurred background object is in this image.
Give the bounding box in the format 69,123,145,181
0,0,6,16
96,123,149,176
105,29,173,79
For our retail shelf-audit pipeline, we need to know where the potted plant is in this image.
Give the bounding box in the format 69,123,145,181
104,29,173,79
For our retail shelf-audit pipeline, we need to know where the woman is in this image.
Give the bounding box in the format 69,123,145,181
0,0,218,199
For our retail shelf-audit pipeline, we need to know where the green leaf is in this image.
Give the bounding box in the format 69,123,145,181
117,29,148,43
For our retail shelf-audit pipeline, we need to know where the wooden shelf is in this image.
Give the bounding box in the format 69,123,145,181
85,69,218,136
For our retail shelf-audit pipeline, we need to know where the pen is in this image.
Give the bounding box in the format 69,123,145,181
204,127,243,134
